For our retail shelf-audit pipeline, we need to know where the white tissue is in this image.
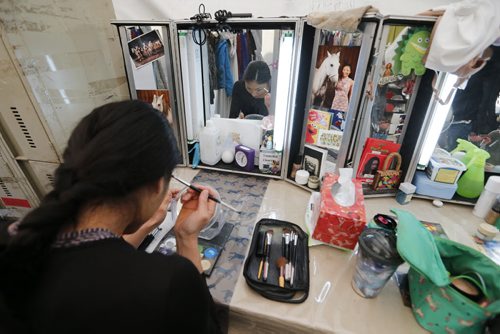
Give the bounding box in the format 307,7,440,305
334,168,356,207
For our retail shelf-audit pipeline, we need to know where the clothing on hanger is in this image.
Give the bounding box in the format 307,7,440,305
216,38,234,97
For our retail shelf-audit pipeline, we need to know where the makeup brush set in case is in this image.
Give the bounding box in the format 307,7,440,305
243,219,310,303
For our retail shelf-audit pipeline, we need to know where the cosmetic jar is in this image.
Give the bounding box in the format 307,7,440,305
308,176,320,190
475,223,498,243
295,169,310,185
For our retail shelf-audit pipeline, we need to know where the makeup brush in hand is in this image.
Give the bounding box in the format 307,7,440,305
276,256,287,288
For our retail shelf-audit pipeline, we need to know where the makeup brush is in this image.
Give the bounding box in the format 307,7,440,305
262,230,273,281
291,233,298,286
282,228,291,281
171,175,240,213
256,231,266,280
276,256,287,288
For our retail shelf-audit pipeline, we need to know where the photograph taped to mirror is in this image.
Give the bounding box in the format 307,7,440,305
136,89,173,125
306,109,331,145
303,144,328,179
310,30,362,126
317,129,343,150
128,29,165,69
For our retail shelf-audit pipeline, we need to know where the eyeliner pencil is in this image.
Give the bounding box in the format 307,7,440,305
171,175,240,213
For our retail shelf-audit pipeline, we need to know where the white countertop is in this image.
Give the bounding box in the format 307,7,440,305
171,168,493,333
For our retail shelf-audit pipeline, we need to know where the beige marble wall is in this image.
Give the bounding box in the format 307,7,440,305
0,0,129,155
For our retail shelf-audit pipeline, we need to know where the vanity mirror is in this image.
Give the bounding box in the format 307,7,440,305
432,46,500,174
112,21,186,164
285,15,380,191
405,44,500,205
174,18,299,178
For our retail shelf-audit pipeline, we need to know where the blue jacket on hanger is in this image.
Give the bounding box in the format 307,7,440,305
216,39,234,96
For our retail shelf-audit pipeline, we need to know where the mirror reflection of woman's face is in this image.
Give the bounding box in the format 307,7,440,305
245,80,269,98
342,66,351,78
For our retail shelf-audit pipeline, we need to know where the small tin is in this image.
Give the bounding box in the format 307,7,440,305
396,182,416,205
474,223,498,244
308,175,320,190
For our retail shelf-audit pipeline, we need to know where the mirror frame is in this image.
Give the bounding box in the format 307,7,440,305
112,20,188,166
172,18,303,179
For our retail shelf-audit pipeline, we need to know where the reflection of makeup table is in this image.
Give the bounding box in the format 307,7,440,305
172,168,489,333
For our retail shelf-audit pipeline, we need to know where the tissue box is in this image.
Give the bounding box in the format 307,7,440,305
311,173,367,250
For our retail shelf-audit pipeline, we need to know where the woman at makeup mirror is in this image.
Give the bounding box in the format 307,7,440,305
0,101,221,334
229,60,271,119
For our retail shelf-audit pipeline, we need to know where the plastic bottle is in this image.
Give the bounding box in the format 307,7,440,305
334,168,356,207
456,148,491,199
473,176,500,218
199,120,222,166
450,139,479,165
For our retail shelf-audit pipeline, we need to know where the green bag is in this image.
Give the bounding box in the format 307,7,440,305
393,209,500,334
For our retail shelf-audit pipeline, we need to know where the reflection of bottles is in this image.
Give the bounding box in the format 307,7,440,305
199,120,222,166
457,148,490,199
334,168,356,207
473,176,500,218
290,155,302,179
484,196,500,225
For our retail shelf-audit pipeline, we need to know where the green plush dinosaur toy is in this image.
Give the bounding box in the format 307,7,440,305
399,29,431,76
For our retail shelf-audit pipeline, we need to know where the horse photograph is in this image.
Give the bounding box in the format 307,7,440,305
310,42,362,112
311,50,340,109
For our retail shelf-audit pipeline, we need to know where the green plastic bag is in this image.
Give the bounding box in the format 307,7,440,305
393,209,500,334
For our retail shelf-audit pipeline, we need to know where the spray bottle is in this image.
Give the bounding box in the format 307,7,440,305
456,148,491,199
450,139,479,165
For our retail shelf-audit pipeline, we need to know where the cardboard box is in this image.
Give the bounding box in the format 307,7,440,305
312,173,367,250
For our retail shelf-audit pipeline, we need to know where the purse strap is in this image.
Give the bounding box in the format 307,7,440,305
381,152,402,172
451,272,490,302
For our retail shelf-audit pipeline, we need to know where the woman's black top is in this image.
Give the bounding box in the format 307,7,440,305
27,237,221,334
229,81,268,118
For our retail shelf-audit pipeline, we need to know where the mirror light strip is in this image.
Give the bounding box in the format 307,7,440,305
418,73,458,167
273,31,294,152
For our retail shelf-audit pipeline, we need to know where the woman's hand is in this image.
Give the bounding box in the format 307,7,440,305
174,185,217,239
264,93,271,110
174,185,217,273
